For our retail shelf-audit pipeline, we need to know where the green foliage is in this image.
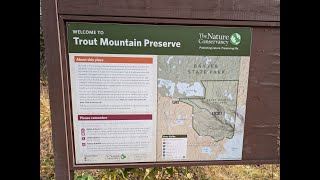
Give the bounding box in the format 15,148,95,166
74,167,183,180
76,173,96,180
164,167,173,176
143,168,156,180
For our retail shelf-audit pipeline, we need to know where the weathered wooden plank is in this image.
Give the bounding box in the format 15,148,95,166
71,160,279,170
60,15,280,27
57,0,280,22
243,27,280,160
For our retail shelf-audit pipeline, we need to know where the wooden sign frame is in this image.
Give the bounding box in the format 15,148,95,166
42,0,280,179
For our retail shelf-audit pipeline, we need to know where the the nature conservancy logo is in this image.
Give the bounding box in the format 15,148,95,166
198,32,241,46
198,32,241,51
230,33,241,45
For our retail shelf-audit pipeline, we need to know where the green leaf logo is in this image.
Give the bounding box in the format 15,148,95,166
230,33,241,45
121,154,126,159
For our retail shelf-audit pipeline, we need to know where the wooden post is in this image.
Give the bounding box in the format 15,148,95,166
41,0,74,179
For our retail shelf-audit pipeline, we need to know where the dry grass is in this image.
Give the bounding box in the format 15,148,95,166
40,82,279,180
40,82,55,179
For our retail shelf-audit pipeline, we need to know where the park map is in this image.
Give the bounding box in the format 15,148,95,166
157,55,249,161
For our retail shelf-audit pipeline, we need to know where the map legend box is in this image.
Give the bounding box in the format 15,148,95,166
162,135,187,160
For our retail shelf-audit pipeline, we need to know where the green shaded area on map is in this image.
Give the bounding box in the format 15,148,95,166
180,81,238,141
